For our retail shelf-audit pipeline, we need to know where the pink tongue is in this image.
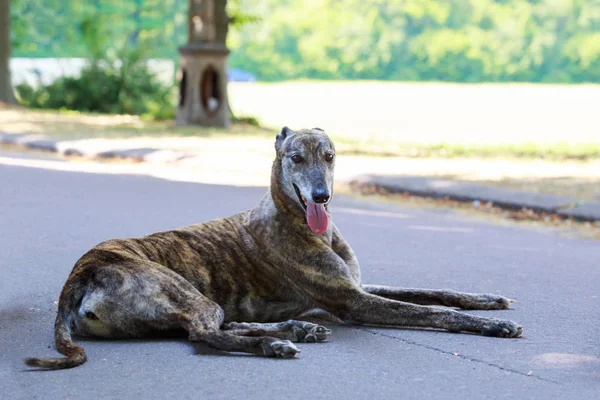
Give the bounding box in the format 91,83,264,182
306,201,328,234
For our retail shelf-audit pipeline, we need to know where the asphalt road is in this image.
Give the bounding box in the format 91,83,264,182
1,153,599,400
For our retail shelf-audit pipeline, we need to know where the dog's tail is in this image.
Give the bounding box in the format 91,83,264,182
24,290,87,370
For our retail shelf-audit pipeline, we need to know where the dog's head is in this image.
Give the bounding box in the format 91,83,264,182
274,126,336,235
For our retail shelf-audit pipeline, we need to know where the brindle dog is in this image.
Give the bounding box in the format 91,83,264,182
25,127,522,369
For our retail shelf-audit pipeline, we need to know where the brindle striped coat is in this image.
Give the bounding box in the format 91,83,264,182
25,127,522,369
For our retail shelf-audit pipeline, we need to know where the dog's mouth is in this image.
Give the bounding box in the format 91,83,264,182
292,184,329,235
293,184,308,210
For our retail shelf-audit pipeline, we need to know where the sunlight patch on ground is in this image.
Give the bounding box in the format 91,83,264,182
335,207,413,219
533,353,600,368
0,155,270,187
407,225,474,233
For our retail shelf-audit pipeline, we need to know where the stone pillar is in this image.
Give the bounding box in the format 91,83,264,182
177,0,230,128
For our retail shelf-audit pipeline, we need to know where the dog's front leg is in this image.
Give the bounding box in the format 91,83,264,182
334,289,522,338
302,246,521,338
362,285,513,310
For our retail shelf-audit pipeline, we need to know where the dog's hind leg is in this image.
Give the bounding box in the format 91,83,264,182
221,320,332,343
75,262,299,358
362,285,514,310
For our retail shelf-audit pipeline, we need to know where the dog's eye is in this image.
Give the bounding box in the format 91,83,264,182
291,154,303,163
325,152,335,162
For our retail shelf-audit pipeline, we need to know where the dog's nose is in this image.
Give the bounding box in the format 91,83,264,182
312,189,330,204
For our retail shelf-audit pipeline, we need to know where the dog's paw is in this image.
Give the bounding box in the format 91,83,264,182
294,322,332,343
263,340,299,358
461,294,514,310
481,319,523,338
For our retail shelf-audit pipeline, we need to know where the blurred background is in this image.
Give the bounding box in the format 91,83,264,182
1,0,599,206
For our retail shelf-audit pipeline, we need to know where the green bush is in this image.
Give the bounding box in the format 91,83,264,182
16,49,175,119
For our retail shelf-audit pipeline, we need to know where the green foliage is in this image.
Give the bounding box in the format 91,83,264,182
10,0,600,83
14,3,175,118
226,0,600,83
11,1,188,59
16,35,174,119
16,55,174,118
229,0,262,27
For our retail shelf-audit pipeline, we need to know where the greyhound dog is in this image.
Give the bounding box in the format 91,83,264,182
25,127,522,369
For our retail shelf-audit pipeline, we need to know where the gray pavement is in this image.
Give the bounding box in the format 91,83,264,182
1,152,599,400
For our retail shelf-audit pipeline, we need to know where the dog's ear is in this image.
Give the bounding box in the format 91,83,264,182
275,126,291,153
312,127,324,132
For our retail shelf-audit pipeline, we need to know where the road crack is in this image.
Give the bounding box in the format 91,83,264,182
354,326,558,384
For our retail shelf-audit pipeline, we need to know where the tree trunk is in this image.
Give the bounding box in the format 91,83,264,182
0,0,16,104
214,0,229,45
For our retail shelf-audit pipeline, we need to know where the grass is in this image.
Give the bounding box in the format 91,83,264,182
331,138,600,161
228,81,600,161
0,105,271,141
2,103,599,161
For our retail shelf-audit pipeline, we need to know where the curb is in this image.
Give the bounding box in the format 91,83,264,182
349,175,600,222
0,131,188,164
